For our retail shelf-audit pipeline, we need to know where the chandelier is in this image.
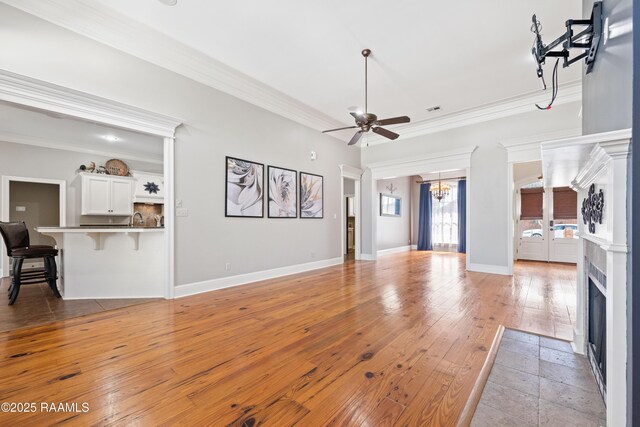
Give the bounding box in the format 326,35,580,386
430,173,451,202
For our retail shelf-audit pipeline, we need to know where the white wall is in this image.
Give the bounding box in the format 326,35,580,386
361,102,582,270
0,4,360,287
376,177,411,251
343,178,355,195
581,0,632,134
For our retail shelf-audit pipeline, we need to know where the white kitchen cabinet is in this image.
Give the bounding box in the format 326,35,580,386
80,173,133,216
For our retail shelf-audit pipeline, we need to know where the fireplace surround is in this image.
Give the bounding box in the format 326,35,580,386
541,129,631,426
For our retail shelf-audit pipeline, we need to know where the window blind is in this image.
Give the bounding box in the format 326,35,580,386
520,188,544,220
553,187,577,219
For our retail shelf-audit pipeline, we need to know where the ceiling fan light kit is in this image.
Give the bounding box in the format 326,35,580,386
323,49,410,146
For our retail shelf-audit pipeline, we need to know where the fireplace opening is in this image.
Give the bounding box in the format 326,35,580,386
588,276,606,400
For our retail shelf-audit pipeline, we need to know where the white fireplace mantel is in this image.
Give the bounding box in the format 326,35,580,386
541,128,631,427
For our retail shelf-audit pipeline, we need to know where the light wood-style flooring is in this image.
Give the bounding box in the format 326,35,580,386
0,252,575,426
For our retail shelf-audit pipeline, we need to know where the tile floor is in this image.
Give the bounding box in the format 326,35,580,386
0,277,158,333
471,328,606,427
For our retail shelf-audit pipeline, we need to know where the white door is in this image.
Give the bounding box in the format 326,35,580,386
517,185,577,263
82,175,110,215
518,219,549,261
110,179,133,216
517,184,548,261
548,187,578,263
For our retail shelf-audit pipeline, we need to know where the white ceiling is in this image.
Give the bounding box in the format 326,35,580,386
88,0,582,134
0,101,164,163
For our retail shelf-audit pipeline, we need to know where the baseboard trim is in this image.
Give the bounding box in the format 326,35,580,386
360,253,376,261
175,257,344,298
377,245,412,256
410,245,417,250
467,263,511,276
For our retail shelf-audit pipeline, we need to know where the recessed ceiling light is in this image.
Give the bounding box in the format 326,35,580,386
158,0,177,5
103,135,120,142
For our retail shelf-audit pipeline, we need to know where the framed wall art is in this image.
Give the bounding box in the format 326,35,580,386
225,156,264,217
299,172,323,218
268,165,297,218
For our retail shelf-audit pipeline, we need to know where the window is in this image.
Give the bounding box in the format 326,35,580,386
520,181,544,238
432,181,458,250
553,187,578,239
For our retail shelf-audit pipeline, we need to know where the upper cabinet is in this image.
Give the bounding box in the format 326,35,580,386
132,171,164,203
80,173,134,216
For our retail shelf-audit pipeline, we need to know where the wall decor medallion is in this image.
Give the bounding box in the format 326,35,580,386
225,156,264,217
581,183,604,233
299,172,323,218
144,181,160,194
268,166,297,218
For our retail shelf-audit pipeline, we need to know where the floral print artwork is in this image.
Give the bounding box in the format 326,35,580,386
300,172,323,218
268,166,297,218
226,157,264,217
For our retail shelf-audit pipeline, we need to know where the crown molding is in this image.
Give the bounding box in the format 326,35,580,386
363,81,582,147
0,130,164,165
366,146,477,179
2,0,344,136
0,69,182,138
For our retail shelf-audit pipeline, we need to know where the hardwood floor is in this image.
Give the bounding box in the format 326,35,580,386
0,252,575,426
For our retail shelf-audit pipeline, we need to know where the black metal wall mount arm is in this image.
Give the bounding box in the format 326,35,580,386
531,1,603,101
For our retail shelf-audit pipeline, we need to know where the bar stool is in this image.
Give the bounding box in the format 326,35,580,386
0,221,61,305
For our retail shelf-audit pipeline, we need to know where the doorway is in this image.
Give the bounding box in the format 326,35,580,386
340,166,362,261
1,177,66,275
516,178,578,263
345,195,356,260
344,177,356,261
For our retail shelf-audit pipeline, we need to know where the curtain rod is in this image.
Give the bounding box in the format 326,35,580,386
415,176,467,184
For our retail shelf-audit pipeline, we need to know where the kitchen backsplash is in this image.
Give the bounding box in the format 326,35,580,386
133,203,164,227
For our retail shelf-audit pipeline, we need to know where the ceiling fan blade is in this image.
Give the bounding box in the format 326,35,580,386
348,130,364,146
375,116,410,126
322,125,358,133
350,111,364,122
372,127,399,140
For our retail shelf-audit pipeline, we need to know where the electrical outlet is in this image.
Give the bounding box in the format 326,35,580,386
15,206,26,212
176,199,183,208
310,252,316,259
176,208,189,217
225,263,231,271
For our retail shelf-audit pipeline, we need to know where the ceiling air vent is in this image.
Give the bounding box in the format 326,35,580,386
426,106,442,112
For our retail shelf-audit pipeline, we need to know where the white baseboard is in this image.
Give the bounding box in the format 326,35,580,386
175,257,344,298
467,263,511,276
410,245,417,250
377,245,412,256
360,253,376,261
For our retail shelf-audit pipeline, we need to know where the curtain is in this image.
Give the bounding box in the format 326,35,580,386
417,183,432,250
457,179,466,253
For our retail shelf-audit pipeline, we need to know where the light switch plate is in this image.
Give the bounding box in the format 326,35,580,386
176,208,189,217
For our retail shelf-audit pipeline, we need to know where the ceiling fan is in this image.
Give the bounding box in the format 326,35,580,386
322,49,411,146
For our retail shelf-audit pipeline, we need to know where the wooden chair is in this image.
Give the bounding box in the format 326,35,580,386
0,221,61,305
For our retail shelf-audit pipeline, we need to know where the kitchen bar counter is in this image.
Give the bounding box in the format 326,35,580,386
36,226,166,300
